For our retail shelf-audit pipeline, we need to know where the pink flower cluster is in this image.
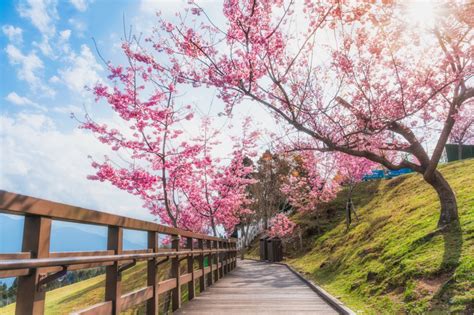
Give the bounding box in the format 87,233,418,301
267,213,295,238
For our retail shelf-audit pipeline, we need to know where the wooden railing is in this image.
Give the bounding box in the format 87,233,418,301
0,190,237,314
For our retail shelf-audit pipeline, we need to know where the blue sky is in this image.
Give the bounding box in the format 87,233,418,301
0,0,278,222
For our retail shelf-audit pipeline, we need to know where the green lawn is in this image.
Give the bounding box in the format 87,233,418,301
286,159,473,314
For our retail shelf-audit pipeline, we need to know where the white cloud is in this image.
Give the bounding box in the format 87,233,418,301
5,92,47,111
33,35,53,57
68,18,86,37
69,0,92,12
18,0,57,37
59,45,103,94
2,25,23,44
49,75,60,83
59,29,71,41
5,45,54,96
52,104,82,114
0,112,148,220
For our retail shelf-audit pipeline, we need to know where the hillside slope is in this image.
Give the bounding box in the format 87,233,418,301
0,262,152,314
287,159,473,314
1,160,472,314
0,260,196,314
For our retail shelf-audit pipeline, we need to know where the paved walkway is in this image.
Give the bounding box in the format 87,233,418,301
175,259,339,314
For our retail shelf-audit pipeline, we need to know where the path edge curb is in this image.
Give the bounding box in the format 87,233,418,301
243,258,356,315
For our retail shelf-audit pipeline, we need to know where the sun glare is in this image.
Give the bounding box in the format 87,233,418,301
404,0,437,28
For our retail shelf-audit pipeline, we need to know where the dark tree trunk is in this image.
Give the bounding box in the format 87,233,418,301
424,170,459,227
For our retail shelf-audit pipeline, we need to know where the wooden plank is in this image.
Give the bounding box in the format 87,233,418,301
0,190,228,242
0,269,29,278
15,215,51,315
105,226,122,315
180,272,192,284
72,301,112,315
175,260,340,315
0,252,31,259
157,278,176,294
120,286,154,310
194,269,203,278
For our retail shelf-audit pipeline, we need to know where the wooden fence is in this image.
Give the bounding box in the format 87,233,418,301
0,190,237,314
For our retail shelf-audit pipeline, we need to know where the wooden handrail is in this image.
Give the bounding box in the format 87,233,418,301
0,190,238,315
0,190,234,242
0,249,236,270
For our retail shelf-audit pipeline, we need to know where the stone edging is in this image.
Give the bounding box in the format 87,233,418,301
243,258,356,315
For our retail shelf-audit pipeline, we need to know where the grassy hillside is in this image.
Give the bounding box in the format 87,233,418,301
1,160,472,314
1,262,145,314
285,159,473,314
0,260,182,314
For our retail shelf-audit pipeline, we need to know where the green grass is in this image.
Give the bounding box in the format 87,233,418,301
285,159,474,314
0,260,187,314
0,262,149,314
1,160,472,314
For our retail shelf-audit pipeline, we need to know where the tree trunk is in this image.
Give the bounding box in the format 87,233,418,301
424,170,459,227
211,217,217,237
345,185,354,231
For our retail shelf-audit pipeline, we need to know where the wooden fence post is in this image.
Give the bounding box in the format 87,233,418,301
231,242,236,270
147,231,159,315
186,237,195,300
171,235,181,311
207,240,213,286
105,226,123,315
224,241,228,275
15,215,51,315
220,241,224,278
214,241,220,282
198,239,206,292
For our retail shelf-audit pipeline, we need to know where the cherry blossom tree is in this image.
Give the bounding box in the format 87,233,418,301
281,151,339,219
149,0,472,227
184,117,259,236
334,153,377,229
267,213,296,238
80,35,259,237
79,37,209,232
249,150,291,230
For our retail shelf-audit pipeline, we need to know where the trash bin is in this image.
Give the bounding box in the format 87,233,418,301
259,236,269,261
267,237,283,262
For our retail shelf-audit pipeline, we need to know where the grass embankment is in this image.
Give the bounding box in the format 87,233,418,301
0,260,197,314
284,159,473,314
